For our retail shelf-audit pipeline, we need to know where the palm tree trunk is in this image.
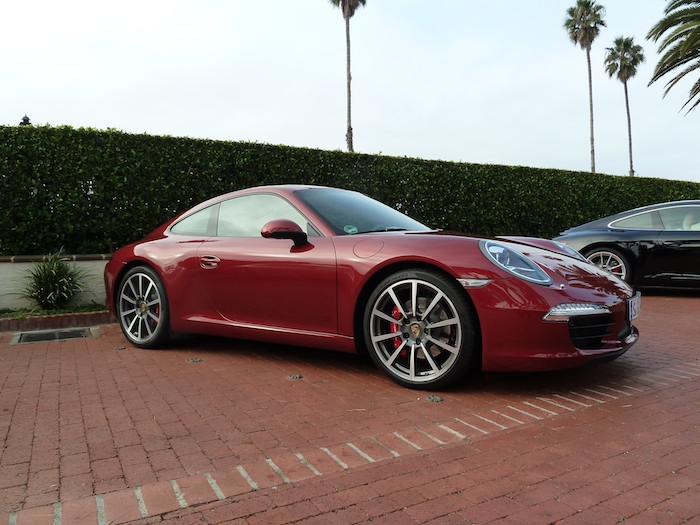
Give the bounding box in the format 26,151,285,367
345,15,354,153
624,81,634,177
586,47,596,173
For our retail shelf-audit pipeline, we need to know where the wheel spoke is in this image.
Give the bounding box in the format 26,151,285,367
386,342,407,366
426,317,458,330
126,314,139,335
142,317,154,336
126,279,138,300
410,281,418,317
146,310,160,325
372,308,401,324
144,280,155,300
120,291,137,305
419,290,444,321
372,330,402,343
387,287,408,320
425,334,459,354
418,343,441,374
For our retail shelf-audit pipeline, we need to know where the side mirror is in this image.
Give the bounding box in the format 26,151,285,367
261,219,308,247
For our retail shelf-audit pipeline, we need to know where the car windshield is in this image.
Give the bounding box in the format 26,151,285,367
295,188,431,235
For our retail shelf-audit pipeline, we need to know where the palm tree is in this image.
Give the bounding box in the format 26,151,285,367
604,37,645,177
329,0,366,153
647,0,700,113
564,0,607,173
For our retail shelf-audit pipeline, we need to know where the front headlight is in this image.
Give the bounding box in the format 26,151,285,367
480,240,553,285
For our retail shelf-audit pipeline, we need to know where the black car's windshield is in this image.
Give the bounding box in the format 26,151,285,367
295,188,430,235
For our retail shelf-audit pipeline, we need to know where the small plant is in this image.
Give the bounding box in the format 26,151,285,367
22,249,87,310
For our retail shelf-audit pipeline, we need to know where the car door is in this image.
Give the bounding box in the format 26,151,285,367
197,193,338,334
651,205,700,287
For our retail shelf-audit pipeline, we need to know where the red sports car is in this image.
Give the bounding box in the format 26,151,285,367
104,185,640,389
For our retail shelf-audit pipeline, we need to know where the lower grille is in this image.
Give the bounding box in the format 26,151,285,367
569,314,615,349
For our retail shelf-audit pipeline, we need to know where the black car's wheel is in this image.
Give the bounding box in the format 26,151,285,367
584,248,631,283
363,269,478,389
117,266,170,348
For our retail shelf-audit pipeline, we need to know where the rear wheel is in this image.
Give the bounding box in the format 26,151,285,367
584,248,631,283
363,269,478,389
117,266,170,348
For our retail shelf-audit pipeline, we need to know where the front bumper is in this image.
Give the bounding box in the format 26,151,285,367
468,280,640,373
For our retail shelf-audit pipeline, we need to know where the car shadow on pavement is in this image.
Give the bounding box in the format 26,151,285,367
139,332,644,401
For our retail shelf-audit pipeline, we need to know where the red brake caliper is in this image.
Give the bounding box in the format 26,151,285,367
390,306,406,355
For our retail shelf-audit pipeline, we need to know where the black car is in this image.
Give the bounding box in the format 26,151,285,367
555,200,700,290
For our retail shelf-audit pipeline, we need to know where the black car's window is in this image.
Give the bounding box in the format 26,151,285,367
658,206,700,230
295,187,430,235
611,211,659,230
612,206,700,231
217,194,317,237
171,204,218,236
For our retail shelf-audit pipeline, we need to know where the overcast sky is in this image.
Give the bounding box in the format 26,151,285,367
2,1,698,184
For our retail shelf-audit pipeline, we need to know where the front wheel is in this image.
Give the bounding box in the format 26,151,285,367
584,248,631,283
117,266,170,348
363,269,478,390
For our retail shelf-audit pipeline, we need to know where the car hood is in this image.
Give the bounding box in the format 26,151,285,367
407,231,634,298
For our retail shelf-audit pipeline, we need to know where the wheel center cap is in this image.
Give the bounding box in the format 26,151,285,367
410,323,422,338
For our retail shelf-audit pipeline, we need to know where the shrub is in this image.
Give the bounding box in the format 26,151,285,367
22,249,86,310
2,125,700,255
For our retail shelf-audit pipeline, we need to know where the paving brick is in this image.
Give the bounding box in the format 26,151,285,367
0,462,29,490
101,489,145,524
138,480,182,518
59,473,94,501
14,504,55,525
236,459,284,490
179,452,215,476
246,500,319,525
263,448,319,484
173,474,218,507
0,485,24,514
59,497,99,524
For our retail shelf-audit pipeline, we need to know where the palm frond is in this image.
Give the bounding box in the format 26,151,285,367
647,1,700,112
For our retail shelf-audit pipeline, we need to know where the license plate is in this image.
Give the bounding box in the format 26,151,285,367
628,292,641,321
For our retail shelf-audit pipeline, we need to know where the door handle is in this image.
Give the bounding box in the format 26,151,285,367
200,255,221,269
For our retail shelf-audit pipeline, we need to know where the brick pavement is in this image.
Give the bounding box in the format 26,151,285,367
0,294,698,524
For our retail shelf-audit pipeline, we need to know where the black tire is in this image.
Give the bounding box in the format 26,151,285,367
363,269,478,390
584,247,632,283
116,266,170,348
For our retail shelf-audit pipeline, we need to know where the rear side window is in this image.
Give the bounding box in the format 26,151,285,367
170,204,218,236
611,211,658,230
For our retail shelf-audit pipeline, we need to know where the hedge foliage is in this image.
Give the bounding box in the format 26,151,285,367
2,125,700,255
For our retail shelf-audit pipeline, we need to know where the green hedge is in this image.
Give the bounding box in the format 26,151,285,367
2,125,700,255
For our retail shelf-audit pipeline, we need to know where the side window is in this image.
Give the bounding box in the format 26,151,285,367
659,206,700,230
612,211,657,230
217,194,312,237
170,204,218,236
